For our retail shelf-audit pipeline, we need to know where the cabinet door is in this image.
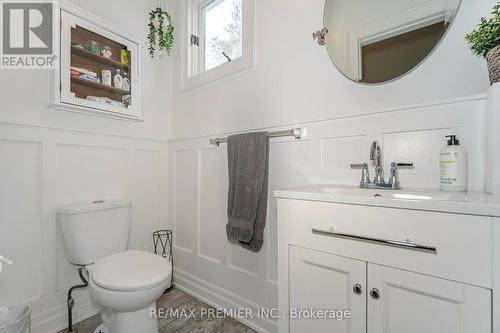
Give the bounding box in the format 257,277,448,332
368,264,491,333
289,246,366,333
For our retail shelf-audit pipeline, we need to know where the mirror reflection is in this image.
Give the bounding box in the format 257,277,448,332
324,0,460,83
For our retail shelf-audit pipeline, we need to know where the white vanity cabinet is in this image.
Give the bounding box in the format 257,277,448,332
287,245,490,333
289,246,366,333
276,196,495,333
367,264,490,333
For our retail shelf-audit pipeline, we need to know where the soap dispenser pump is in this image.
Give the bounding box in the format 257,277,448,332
440,135,468,192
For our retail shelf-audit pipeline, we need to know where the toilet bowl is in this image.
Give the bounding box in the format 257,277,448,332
57,200,172,333
88,250,172,333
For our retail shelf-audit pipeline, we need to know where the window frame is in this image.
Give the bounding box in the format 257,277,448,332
181,0,254,91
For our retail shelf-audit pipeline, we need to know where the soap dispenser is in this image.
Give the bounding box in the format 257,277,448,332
440,135,468,192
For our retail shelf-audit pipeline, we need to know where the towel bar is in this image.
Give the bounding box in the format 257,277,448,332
209,128,303,146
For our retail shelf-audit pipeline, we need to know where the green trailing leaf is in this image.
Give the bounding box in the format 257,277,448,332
466,2,500,57
147,7,174,57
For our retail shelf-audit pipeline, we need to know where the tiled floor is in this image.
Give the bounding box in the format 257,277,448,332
59,288,257,333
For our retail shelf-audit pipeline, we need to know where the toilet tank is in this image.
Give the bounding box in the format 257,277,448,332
57,200,132,265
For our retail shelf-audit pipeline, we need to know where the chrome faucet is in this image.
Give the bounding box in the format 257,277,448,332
351,141,413,190
370,141,384,185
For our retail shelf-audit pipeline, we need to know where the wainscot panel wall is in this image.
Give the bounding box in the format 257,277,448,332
0,1,172,332
168,0,493,331
0,123,169,333
169,97,485,333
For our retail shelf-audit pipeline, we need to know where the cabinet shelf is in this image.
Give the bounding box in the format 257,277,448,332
71,45,125,68
71,76,130,95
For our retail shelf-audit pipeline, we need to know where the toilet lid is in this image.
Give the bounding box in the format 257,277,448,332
92,250,171,291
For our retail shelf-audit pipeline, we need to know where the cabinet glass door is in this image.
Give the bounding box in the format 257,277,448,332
60,11,140,118
69,26,131,108
367,264,491,333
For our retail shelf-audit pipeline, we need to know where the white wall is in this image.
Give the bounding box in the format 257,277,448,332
0,1,172,332
171,0,491,139
169,98,485,332
0,0,494,332
168,0,494,332
1,0,172,141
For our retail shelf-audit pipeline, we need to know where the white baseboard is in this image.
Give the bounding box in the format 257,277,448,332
30,269,275,333
173,268,277,333
31,290,100,333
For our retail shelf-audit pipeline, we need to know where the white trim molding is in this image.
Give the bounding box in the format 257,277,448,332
174,268,276,333
180,0,255,91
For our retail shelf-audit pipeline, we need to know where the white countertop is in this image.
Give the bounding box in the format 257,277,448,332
274,184,500,217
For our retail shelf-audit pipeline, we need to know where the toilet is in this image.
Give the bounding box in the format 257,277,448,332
57,200,171,333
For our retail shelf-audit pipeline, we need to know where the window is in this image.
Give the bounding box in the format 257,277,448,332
202,0,242,72
182,0,254,90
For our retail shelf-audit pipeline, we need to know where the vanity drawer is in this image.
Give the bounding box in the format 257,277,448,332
277,199,493,288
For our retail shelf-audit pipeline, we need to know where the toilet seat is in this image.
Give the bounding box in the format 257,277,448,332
92,250,171,292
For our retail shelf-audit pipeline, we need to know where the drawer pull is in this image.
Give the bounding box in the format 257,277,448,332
311,228,437,254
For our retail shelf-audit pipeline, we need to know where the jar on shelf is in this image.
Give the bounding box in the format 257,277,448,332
101,45,112,59
86,40,100,54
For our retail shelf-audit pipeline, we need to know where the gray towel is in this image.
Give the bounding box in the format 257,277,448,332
226,132,269,252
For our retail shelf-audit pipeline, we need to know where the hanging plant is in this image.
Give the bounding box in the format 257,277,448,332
148,4,174,57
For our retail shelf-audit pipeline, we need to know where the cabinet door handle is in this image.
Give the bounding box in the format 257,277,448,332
353,284,362,295
370,288,380,299
311,228,437,254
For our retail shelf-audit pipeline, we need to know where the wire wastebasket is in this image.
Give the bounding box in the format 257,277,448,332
153,229,173,288
0,305,31,333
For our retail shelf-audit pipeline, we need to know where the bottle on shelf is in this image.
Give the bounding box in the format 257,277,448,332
121,47,129,66
122,71,130,92
114,69,123,89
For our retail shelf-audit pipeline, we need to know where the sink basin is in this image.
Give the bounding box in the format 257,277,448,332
274,184,500,217
304,185,471,202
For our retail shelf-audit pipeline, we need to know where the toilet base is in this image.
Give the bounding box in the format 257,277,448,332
94,303,159,333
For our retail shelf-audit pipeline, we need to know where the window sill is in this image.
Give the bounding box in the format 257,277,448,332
181,55,254,92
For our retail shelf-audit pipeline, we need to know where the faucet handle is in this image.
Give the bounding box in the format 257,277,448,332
394,162,414,169
350,163,366,169
388,162,414,190
391,162,415,169
388,163,400,189
351,163,371,187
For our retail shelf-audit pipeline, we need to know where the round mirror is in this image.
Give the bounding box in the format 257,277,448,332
323,0,460,83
